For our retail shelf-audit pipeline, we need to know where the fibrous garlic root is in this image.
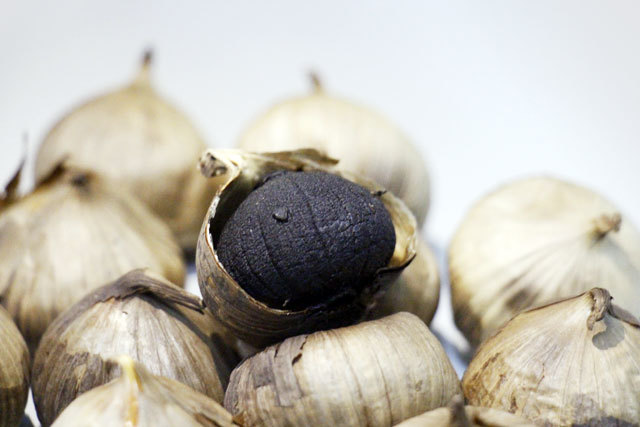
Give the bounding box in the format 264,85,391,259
462,287,640,426
0,305,30,427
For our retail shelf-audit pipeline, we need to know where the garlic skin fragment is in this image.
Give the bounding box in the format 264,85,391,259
224,312,461,427
32,270,237,427
449,176,640,347
0,306,30,427
462,288,640,426
0,164,185,354
34,51,218,250
52,356,237,427
237,75,430,227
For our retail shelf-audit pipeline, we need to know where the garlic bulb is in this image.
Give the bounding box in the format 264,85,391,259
462,288,640,426
396,396,534,427
52,356,237,427
225,312,461,427
449,176,640,347
0,305,30,427
369,237,440,325
0,163,185,354
34,51,218,250
236,74,430,227
197,149,417,347
32,269,238,426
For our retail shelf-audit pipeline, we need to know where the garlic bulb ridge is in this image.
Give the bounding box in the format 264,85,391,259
0,305,30,427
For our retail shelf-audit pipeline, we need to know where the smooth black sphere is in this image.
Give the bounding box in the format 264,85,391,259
216,170,396,310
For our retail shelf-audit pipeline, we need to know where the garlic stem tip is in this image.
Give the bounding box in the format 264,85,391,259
142,49,153,68
116,355,142,390
593,213,622,238
586,288,612,330
309,71,323,93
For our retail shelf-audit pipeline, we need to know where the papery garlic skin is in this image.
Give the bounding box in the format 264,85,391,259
462,288,640,426
0,306,30,427
449,176,640,347
237,77,430,227
224,312,461,427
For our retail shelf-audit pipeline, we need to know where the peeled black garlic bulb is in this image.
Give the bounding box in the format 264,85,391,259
463,288,640,426
225,312,461,427
449,176,640,347
34,51,219,250
197,149,417,346
52,356,236,427
0,305,30,427
237,74,430,227
32,270,238,426
0,163,184,354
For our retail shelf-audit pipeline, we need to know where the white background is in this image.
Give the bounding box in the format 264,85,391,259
2,1,640,423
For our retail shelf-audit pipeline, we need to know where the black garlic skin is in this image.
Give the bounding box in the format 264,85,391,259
216,170,396,310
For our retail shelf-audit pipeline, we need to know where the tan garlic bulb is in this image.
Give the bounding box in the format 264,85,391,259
52,356,237,427
32,269,237,426
449,176,640,347
34,51,218,250
463,288,640,426
0,163,185,353
0,305,30,427
237,74,430,227
369,237,440,325
225,312,461,427
197,149,417,347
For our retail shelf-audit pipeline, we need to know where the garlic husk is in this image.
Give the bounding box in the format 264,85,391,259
369,237,439,325
196,149,417,347
0,305,30,427
225,312,461,427
32,269,238,427
449,176,640,347
52,355,236,427
34,51,219,250
0,163,185,354
236,75,430,227
462,287,640,426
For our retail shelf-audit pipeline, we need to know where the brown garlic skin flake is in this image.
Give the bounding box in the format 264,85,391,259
462,288,640,426
196,149,417,347
32,270,238,427
224,312,461,427
0,305,30,427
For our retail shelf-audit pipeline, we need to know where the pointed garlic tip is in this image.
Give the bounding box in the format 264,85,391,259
593,213,622,239
199,150,229,178
309,71,324,93
116,355,143,390
587,288,612,330
115,355,141,427
448,395,471,427
132,49,153,87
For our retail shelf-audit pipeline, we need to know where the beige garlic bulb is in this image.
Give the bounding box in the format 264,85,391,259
237,74,430,227
34,51,219,250
0,305,30,427
225,312,461,427
449,176,640,347
0,163,185,354
463,288,640,426
369,237,440,325
52,356,237,427
32,269,238,426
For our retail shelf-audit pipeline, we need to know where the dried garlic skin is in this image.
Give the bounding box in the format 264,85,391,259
196,149,417,347
224,312,461,427
369,237,440,325
32,270,237,427
0,306,30,427
0,164,185,354
462,288,640,426
237,75,430,227
34,51,219,251
449,176,640,347
52,356,236,427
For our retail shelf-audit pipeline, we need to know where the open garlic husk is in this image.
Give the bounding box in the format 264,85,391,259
0,305,30,427
225,312,461,427
369,237,440,325
196,149,417,347
34,51,220,251
0,162,185,354
236,74,431,227
462,287,640,426
32,269,238,427
52,355,237,427
449,176,640,347
396,395,534,426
